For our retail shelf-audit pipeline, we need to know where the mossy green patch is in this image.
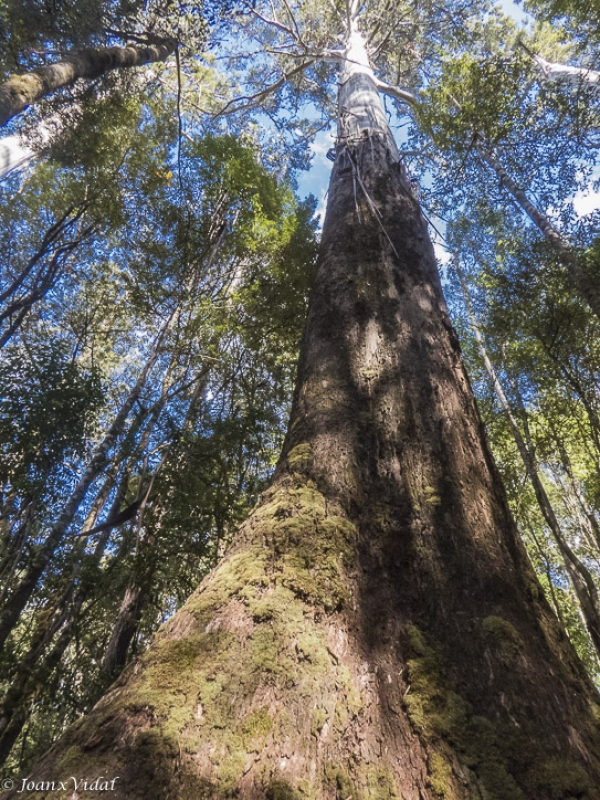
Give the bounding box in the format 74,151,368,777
240,707,274,739
332,665,363,739
337,666,363,718
365,764,403,799
238,476,359,614
52,474,365,798
187,546,269,620
296,631,331,675
535,758,595,799
217,749,247,792
286,442,312,470
428,752,455,798
257,481,357,612
243,585,303,625
324,762,360,800
266,779,302,799
311,707,328,737
250,627,294,675
477,760,526,800
402,625,595,800
481,616,523,660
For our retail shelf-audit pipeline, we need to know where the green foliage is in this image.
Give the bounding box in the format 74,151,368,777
0,90,319,774
3,0,600,786
0,341,103,496
525,0,600,41
418,49,529,153
446,205,600,680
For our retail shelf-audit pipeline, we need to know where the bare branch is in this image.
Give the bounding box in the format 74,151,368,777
373,78,418,108
245,3,298,40
518,39,600,87
214,58,317,116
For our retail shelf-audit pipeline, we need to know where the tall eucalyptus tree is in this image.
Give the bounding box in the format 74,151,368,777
15,2,600,798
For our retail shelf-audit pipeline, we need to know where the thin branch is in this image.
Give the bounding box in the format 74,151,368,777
214,58,317,116
280,0,304,46
370,13,412,58
175,42,184,192
245,3,298,40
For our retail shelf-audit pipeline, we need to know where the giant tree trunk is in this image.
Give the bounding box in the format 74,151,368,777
12,25,600,800
0,39,176,127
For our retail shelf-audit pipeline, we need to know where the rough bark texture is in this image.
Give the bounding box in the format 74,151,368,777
10,39,600,800
0,40,175,126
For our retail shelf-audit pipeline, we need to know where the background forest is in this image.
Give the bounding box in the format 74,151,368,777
1,0,600,779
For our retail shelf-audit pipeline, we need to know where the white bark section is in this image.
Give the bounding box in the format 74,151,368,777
337,19,399,159
534,55,600,89
0,135,34,178
373,78,418,108
0,119,57,180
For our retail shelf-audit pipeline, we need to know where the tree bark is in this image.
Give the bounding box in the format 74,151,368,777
519,41,600,89
0,40,176,127
13,23,600,800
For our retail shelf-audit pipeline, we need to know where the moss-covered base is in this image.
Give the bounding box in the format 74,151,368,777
10,474,411,798
403,625,600,800
13,468,600,800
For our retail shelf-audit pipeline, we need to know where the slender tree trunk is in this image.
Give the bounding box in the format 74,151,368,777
455,258,600,659
0,409,166,767
0,40,176,127
102,584,146,678
554,435,600,551
102,371,212,677
528,523,567,626
475,139,600,320
14,22,600,800
0,310,176,652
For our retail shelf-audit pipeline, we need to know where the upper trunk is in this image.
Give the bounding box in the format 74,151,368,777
10,24,600,800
